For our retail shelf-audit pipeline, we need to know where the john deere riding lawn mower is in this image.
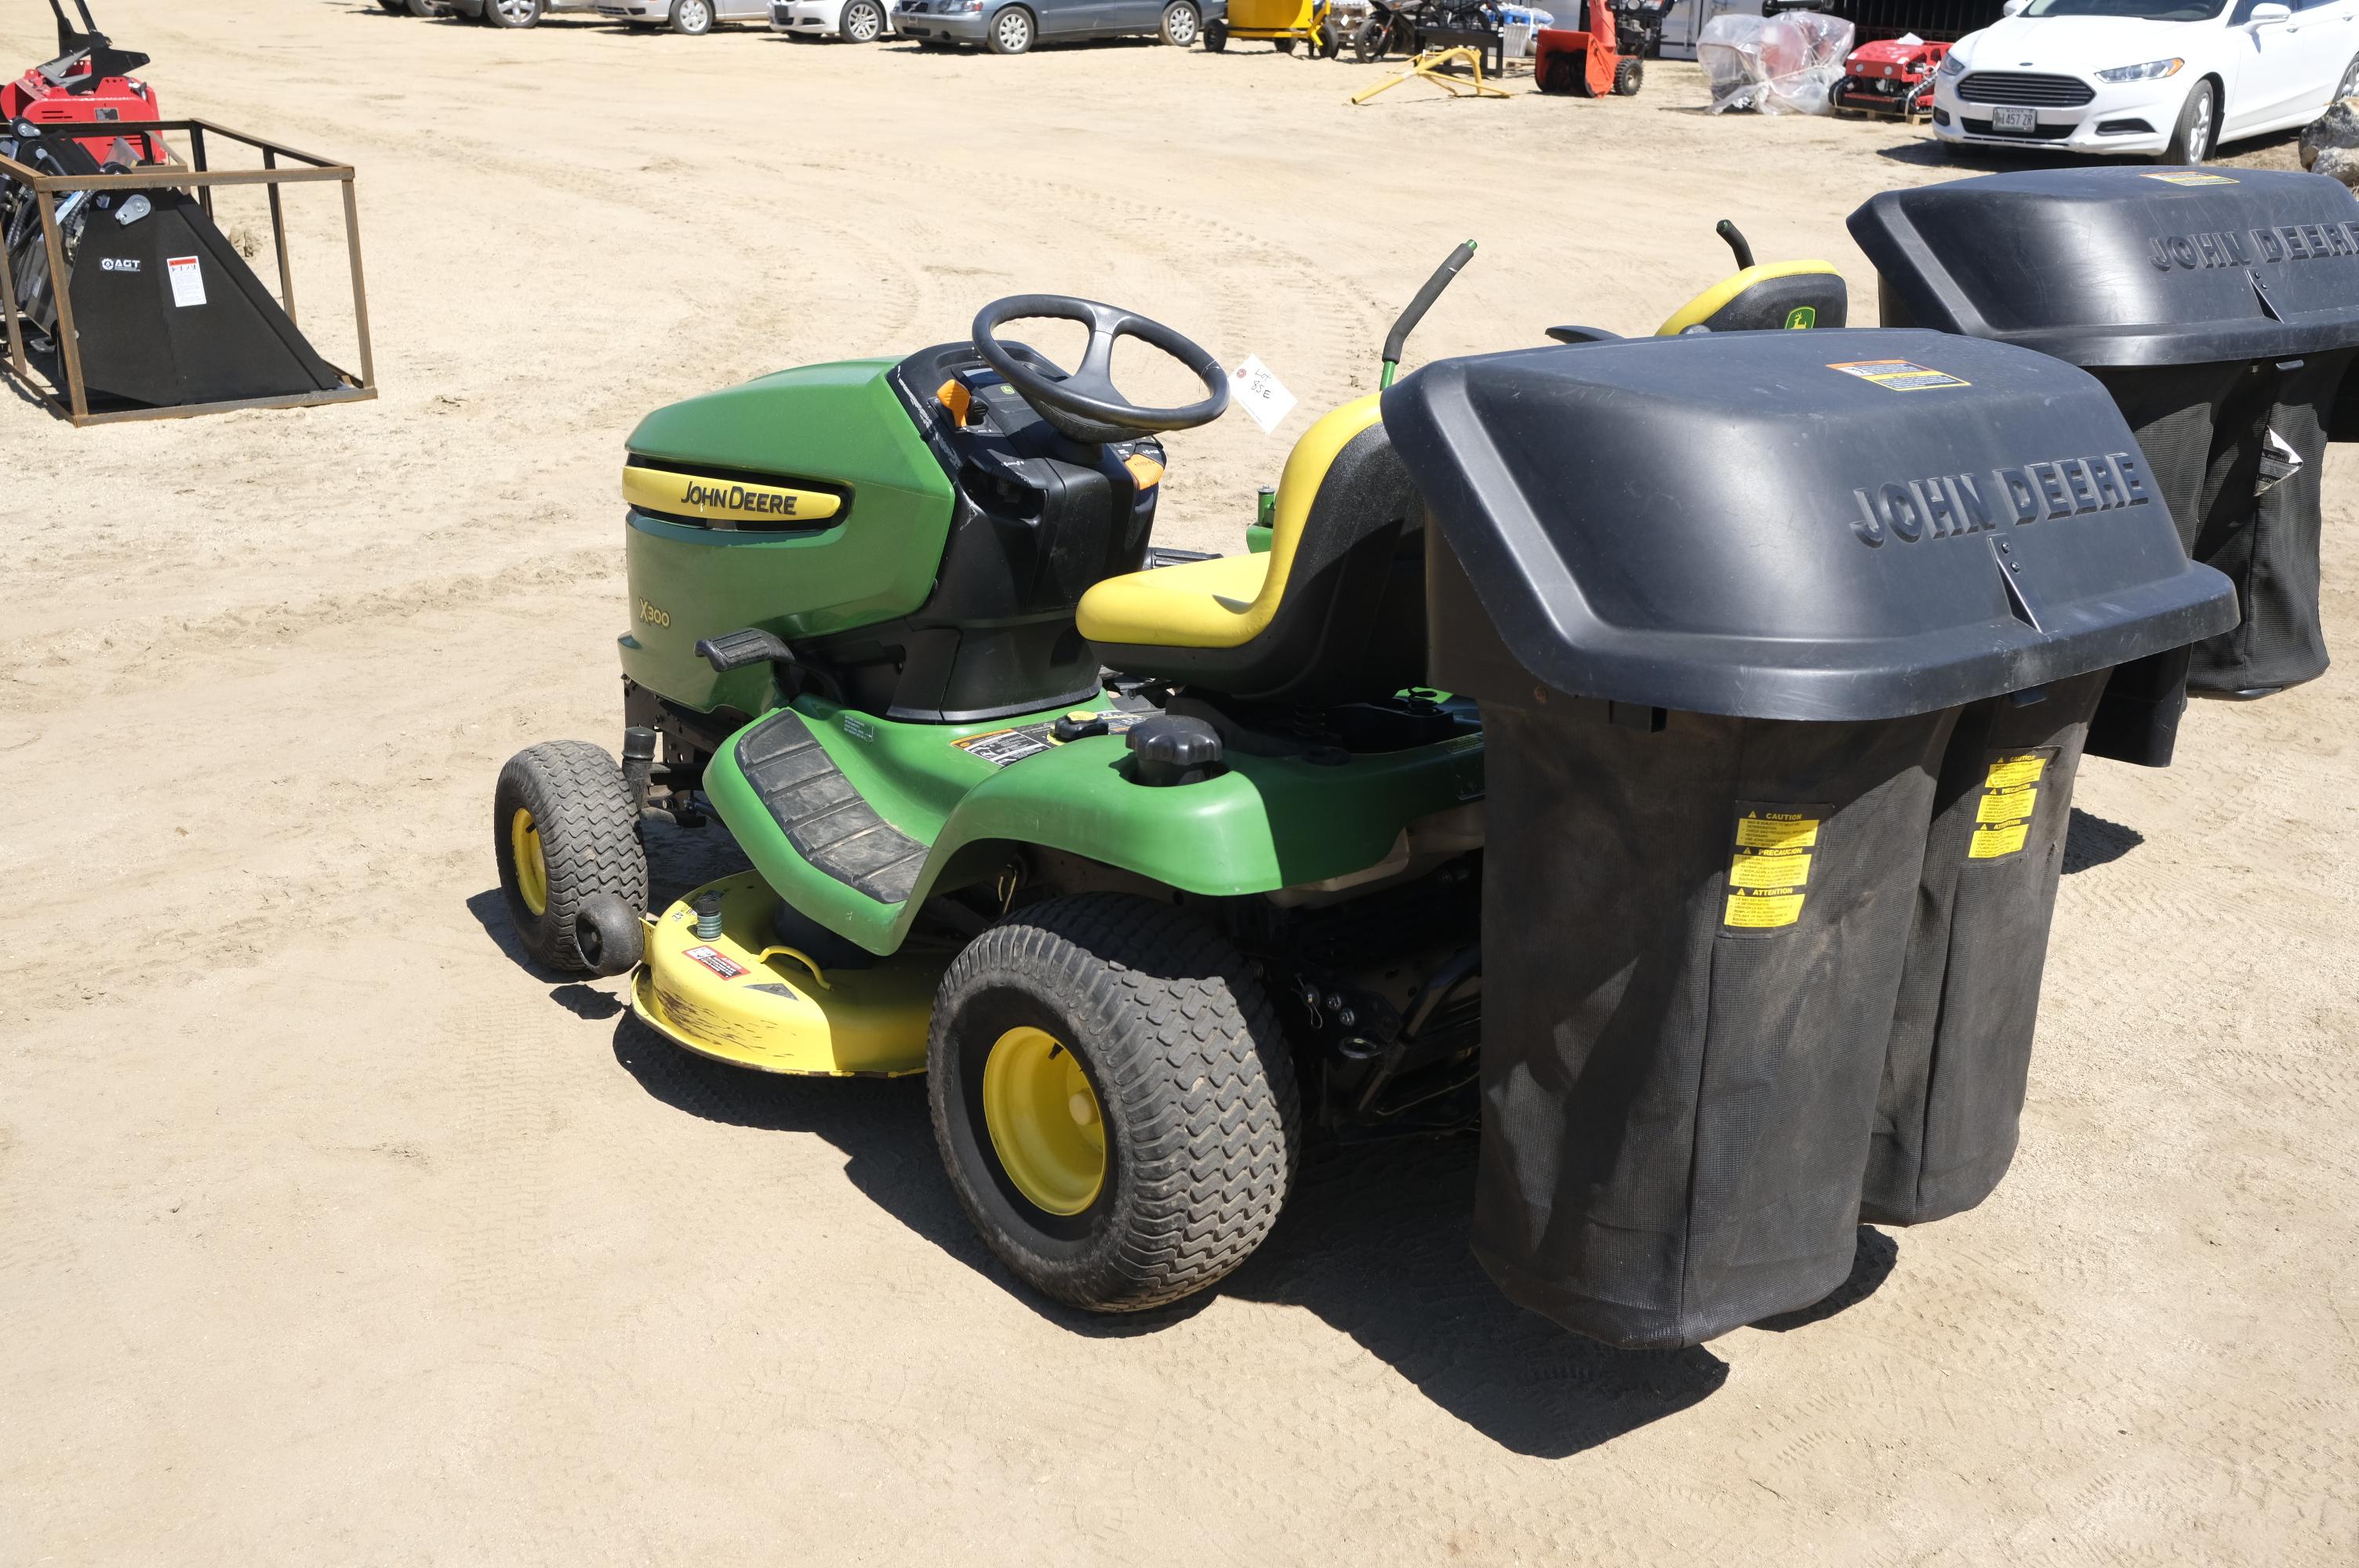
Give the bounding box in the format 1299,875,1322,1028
500,244,2234,1346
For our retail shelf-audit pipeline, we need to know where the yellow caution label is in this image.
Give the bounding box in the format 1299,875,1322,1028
1723,804,1825,936
1725,891,1807,929
1969,822,2030,860
1984,753,2048,790
1965,749,2057,863
1976,786,2037,824
623,465,842,527
1729,851,1812,890
1736,814,1819,851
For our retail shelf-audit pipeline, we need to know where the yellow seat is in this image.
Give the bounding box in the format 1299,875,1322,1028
1656,260,1848,336
1078,394,1427,704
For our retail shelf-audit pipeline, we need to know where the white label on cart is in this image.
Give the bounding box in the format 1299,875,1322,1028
165,255,206,308
1228,355,1297,436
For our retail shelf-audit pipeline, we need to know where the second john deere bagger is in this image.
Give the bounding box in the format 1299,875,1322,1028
498,263,2234,1345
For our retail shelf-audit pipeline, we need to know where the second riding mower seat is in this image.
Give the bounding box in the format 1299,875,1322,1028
1077,395,1426,706
1656,260,1848,334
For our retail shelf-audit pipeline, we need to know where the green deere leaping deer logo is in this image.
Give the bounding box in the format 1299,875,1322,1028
1785,307,1818,329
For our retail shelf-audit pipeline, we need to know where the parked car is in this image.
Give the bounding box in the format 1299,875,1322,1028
891,0,1205,53
1932,0,2359,164
440,0,600,24
594,0,772,28
771,0,896,38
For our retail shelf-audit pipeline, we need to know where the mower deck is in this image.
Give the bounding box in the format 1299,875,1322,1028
633,872,946,1076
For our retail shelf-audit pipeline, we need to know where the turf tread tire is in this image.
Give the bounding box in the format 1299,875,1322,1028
493,741,648,975
929,895,1301,1312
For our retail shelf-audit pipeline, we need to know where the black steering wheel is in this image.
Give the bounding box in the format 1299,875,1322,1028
971,295,1229,445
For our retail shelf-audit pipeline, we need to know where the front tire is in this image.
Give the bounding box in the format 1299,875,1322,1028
493,742,649,975
987,4,1034,52
2337,53,2359,104
1613,56,1641,95
1201,16,1226,47
481,0,543,26
927,895,1302,1312
1350,16,1387,60
670,0,716,31
1159,0,1198,45
842,0,885,38
2159,78,2216,165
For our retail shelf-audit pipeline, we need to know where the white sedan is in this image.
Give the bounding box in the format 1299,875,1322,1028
769,0,895,38
1932,0,2359,164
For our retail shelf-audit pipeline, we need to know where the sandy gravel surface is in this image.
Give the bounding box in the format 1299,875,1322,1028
2,3,2353,1563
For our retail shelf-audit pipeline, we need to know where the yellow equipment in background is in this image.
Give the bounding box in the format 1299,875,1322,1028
1350,45,1514,103
1203,0,1341,56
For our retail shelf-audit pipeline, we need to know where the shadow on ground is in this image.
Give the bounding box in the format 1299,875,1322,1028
1876,126,2304,170
2063,805,2144,875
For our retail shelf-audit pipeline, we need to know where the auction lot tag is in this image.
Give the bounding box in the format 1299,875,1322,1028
165,254,205,308
1229,355,1297,435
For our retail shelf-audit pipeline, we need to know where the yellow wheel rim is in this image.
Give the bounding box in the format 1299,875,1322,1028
980,1026,1106,1216
510,807,549,917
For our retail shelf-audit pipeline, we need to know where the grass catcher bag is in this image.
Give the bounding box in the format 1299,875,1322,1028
1387,329,2234,1347
1852,169,2359,750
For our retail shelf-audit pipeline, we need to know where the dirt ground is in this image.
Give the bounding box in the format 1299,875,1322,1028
2,2,2354,1562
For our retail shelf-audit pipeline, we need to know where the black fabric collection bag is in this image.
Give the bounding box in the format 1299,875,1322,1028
1860,668,2108,1228
1471,702,1954,1349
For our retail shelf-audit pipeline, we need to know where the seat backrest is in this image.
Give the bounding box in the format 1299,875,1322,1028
1212,396,1427,705
1656,260,1849,335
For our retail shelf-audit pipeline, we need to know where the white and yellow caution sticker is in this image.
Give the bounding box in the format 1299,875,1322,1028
1967,749,2052,861
624,465,842,527
1723,804,1824,935
2142,172,2239,187
1827,358,1972,394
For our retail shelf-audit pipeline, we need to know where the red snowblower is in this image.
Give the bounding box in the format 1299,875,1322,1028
1533,0,1675,97
2,0,163,165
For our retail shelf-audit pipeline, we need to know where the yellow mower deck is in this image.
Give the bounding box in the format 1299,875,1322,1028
631,873,944,1076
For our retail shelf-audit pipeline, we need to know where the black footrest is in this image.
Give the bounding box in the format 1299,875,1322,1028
735,710,928,906
697,628,794,673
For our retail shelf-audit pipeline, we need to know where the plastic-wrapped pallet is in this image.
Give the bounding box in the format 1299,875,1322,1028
1699,10,1854,114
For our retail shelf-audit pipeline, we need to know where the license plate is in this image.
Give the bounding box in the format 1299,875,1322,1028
1993,105,2037,132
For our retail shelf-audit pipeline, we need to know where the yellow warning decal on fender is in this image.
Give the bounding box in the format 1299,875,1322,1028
624,466,842,526
2143,172,2239,187
1968,750,2052,861
1724,804,1824,935
1828,358,1972,393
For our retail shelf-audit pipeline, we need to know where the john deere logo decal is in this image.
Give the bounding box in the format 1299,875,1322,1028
1784,306,1817,329
623,466,843,528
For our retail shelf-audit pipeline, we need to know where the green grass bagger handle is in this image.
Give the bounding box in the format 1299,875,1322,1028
1380,239,1478,390
971,294,1229,444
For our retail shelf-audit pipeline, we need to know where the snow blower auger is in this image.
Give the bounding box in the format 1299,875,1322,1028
502,246,2234,1343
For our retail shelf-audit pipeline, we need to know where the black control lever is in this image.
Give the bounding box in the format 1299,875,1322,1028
696,628,794,673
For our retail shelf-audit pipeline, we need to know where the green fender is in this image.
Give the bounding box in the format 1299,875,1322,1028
703,699,1486,956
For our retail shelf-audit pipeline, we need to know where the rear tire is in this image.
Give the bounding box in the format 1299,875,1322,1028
2337,53,2359,103
841,0,885,37
669,0,715,31
987,4,1034,52
1274,34,1296,51
481,0,543,26
1201,16,1226,46
493,742,649,975
1159,1,1198,44
927,895,1302,1312
2159,78,2215,165
1613,56,1641,94
1351,16,1386,59
1315,18,1340,56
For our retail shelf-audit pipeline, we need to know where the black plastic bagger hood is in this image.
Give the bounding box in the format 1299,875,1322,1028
1849,168,2359,368
1384,328,2237,721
